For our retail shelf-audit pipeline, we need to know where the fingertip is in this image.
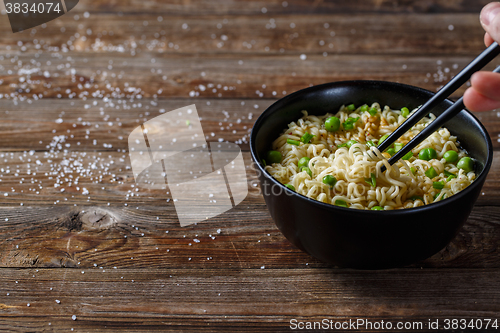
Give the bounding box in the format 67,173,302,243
463,87,477,111
469,71,483,87
463,87,500,112
484,32,495,47
480,2,500,43
468,71,500,99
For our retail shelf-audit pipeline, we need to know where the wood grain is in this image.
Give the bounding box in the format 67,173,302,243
0,13,486,56
0,268,499,332
1,53,499,100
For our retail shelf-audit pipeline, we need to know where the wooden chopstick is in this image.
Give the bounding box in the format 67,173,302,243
377,42,500,171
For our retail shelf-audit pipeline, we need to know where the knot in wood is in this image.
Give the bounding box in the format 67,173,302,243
80,209,118,231
59,209,118,232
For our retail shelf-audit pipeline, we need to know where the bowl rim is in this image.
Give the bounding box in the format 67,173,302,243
249,79,494,215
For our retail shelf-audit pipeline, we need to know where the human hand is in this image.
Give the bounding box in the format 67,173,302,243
463,2,500,112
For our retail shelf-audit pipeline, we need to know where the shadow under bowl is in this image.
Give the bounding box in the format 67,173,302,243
250,80,493,269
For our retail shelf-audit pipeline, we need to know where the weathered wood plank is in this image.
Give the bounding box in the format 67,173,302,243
0,98,258,151
0,13,486,56
0,151,260,204
0,268,498,332
1,54,498,99
0,203,498,269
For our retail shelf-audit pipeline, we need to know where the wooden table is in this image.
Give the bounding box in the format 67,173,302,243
0,0,499,331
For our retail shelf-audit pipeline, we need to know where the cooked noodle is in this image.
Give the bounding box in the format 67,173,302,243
265,103,475,210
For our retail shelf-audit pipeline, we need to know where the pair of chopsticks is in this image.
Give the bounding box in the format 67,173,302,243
377,41,500,172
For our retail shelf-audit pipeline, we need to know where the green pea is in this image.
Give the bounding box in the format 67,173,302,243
266,150,282,164
325,116,341,132
346,140,358,148
418,147,437,161
371,206,384,211
346,104,356,111
298,156,310,169
322,175,337,188
401,107,410,117
457,157,474,173
285,184,295,191
443,150,459,163
359,104,369,112
301,166,312,178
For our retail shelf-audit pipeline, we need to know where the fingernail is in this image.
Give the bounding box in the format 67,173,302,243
481,3,500,26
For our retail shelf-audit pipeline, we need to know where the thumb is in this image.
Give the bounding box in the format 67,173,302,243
480,2,500,43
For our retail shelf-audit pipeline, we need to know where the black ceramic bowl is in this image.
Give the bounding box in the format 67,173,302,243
250,80,493,269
